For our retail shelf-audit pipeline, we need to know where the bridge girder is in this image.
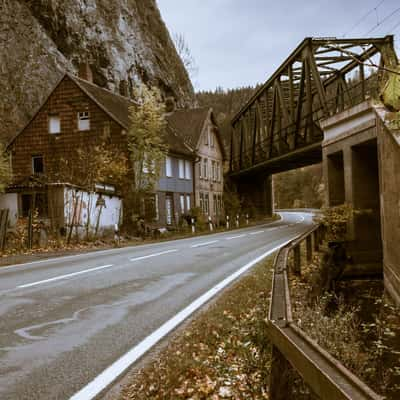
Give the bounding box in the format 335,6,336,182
230,36,397,177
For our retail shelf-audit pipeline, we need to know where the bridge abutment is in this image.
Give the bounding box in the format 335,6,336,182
322,101,382,264
321,100,400,305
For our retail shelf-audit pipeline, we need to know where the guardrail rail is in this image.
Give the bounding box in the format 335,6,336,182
267,224,383,400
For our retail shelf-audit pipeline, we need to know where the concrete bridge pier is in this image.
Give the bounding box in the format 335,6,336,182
321,101,383,266
235,173,273,217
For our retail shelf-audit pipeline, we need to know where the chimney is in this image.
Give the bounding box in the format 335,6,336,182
78,62,93,83
119,79,128,97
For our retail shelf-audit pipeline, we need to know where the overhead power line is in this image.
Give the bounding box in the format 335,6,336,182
364,6,400,35
388,19,400,33
343,0,386,37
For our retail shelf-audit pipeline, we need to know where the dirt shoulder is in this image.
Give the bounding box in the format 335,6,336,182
103,257,274,400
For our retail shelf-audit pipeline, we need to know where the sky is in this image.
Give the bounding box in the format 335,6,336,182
157,0,400,92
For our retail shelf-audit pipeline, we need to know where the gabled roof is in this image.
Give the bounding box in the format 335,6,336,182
68,73,135,129
7,73,207,159
165,124,195,158
166,107,209,149
166,107,226,159
7,73,135,148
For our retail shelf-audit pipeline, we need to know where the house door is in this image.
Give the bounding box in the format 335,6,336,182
165,194,173,225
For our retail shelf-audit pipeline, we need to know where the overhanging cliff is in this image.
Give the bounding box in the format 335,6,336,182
0,0,195,142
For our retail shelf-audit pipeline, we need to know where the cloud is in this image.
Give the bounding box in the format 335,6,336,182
157,0,400,90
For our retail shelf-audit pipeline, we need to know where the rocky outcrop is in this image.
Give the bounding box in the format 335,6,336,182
0,0,195,142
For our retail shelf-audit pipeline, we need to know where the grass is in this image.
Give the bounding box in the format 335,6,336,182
116,257,275,400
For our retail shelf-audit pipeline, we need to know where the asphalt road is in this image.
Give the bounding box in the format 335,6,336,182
0,211,314,400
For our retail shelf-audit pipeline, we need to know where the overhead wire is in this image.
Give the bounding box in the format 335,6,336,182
388,19,400,33
364,6,400,35
343,0,385,37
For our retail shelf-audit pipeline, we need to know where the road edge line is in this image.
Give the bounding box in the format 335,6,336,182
69,239,292,400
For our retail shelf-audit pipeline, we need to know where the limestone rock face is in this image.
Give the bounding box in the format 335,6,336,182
0,0,195,141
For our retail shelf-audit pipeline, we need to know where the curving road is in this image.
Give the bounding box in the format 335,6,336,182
0,211,314,400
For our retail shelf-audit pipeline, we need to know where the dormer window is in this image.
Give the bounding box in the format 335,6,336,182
78,111,90,131
48,115,61,134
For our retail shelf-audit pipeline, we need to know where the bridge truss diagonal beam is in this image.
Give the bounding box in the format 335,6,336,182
230,36,397,176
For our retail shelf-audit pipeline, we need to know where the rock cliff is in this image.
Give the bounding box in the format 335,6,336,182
0,0,195,141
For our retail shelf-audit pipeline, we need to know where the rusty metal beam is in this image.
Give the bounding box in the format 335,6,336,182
230,35,395,175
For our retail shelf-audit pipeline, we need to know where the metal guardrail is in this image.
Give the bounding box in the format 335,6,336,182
267,224,383,400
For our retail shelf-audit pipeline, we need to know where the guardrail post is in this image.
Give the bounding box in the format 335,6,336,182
306,235,312,262
293,245,301,275
269,346,295,400
313,230,319,252
319,225,326,242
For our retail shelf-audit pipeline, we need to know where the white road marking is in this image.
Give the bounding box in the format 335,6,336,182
69,239,294,400
190,240,219,248
17,264,114,289
250,230,264,235
129,249,178,262
226,234,246,240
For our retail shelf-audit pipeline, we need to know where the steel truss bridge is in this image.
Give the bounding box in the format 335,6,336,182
230,36,397,176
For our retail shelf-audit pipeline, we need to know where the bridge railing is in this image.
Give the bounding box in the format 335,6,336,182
267,223,383,400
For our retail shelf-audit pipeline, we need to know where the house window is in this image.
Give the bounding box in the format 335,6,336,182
178,159,185,179
48,115,61,134
186,195,191,211
211,160,216,181
204,129,209,145
216,162,221,182
204,193,209,215
32,156,44,174
20,193,48,217
180,194,185,214
203,158,208,179
210,129,215,147
199,192,204,213
143,154,155,174
155,194,159,221
199,159,202,179
78,111,90,131
166,156,173,177
165,194,173,225
184,160,192,180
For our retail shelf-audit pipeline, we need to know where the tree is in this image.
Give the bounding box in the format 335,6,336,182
173,33,198,81
127,84,168,223
56,143,128,242
273,164,324,209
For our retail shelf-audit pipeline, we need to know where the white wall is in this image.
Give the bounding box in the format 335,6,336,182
0,193,18,227
64,188,122,236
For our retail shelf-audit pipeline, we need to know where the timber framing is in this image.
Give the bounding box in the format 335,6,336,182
230,36,397,174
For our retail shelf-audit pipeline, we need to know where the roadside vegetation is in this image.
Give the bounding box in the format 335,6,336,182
289,243,400,399
116,257,275,400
